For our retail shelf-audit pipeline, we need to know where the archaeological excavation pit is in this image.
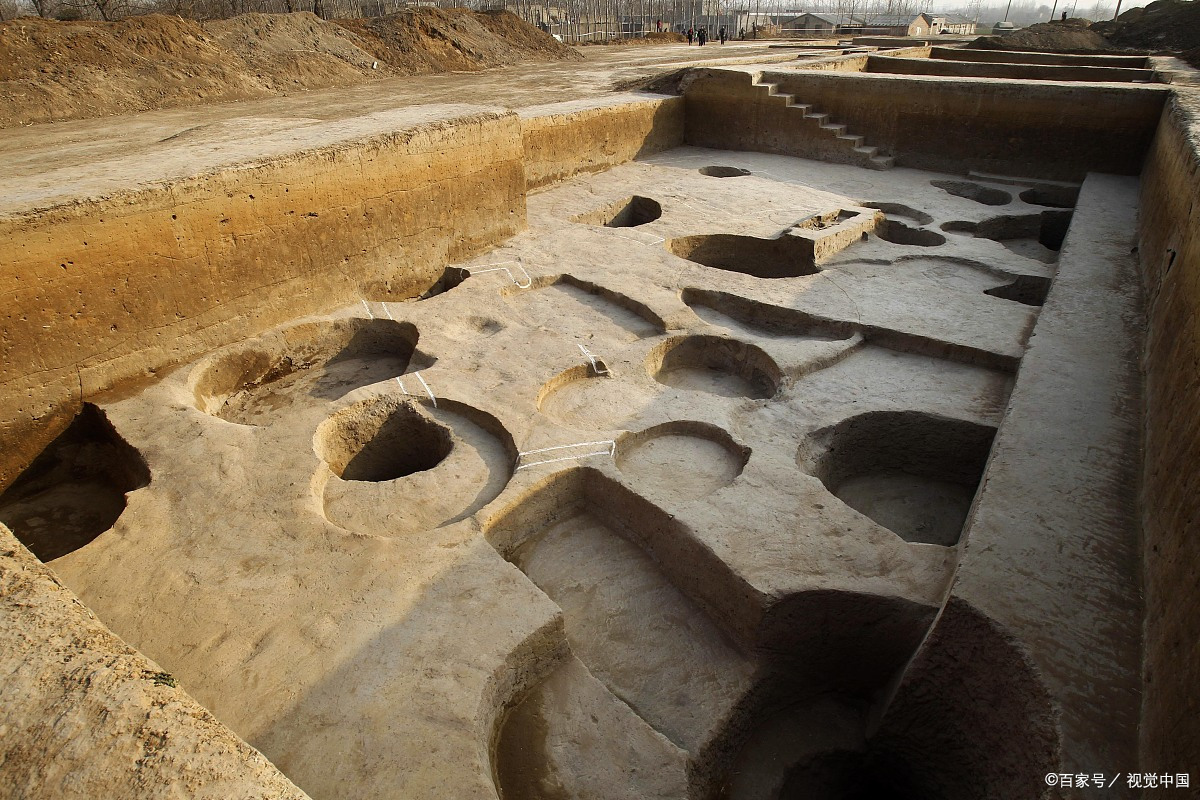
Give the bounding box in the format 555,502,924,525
504,274,666,343
985,275,1053,307
191,317,431,426
0,26,1189,800
570,195,663,228
699,165,751,177
667,233,821,279
942,211,1073,264
800,411,997,546
648,335,783,399
682,288,856,341
0,404,150,562
316,396,453,483
316,395,516,534
615,421,750,502
861,202,934,226
929,179,1013,207
873,219,946,247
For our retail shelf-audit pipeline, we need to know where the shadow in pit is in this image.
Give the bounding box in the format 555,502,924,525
667,234,820,279
722,596,1059,800
646,334,783,399
484,468,1055,800
681,289,1020,374
362,265,471,302
941,211,1072,265
985,275,1052,307
191,317,435,426
929,180,1012,207
571,195,663,228
315,394,517,535
797,411,997,547
0,403,150,562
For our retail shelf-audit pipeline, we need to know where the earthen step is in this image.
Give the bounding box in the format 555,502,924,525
868,155,895,170
853,145,879,157
838,134,866,148
805,112,830,123
821,123,848,136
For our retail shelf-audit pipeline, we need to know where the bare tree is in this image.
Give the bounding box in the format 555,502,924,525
28,0,60,17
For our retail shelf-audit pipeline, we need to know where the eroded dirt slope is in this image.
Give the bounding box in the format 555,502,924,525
0,9,580,128
970,1,1200,59
967,18,1114,52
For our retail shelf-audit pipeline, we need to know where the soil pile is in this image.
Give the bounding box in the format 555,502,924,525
1092,0,1200,51
338,8,580,75
0,9,579,128
967,18,1114,52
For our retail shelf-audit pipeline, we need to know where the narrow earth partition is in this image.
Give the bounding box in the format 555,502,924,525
1136,89,1200,778
931,173,1144,776
520,94,685,190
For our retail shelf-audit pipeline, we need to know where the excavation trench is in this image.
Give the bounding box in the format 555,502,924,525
667,234,820,279
484,468,1047,800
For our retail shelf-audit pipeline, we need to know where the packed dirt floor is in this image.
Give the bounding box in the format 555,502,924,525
4,143,1082,798
0,40,807,200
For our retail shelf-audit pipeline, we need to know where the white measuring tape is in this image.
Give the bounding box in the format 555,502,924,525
515,440,616,470
467,261,532,289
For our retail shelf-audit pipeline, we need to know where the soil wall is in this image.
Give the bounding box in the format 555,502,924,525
1136,89,1200,784
0,524,311,799
929,45,1148,67
682,67,1168,180
865,54,1155,82
520,94,685,189
0,107,526,487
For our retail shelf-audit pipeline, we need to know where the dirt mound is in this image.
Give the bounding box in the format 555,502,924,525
1092,0,1200,51
0,9,579,128
205,12,380,88
0,15,267,127
336,8,580,75
967,18,1114,52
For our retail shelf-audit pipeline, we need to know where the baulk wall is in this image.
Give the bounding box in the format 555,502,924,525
1136,89,1200,787
682,67,1169,180
520,94,685,190
0,107,527,488
865,54,1157,83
